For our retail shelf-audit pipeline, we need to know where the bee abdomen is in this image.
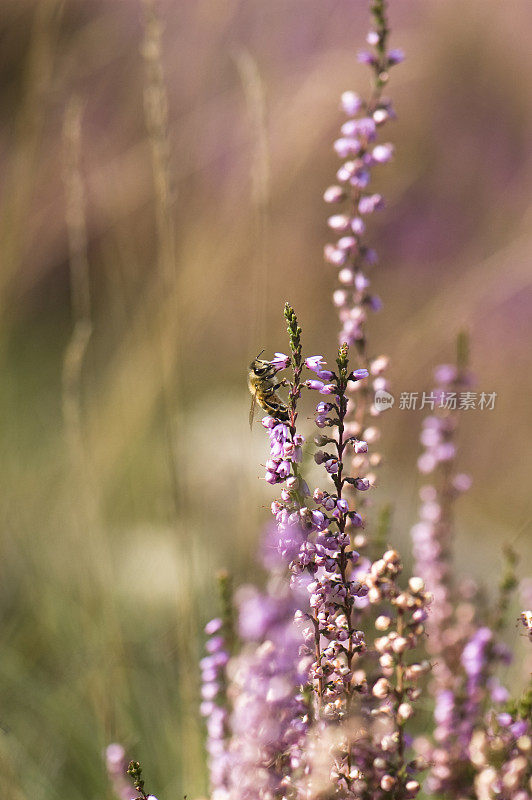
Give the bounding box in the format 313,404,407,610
259,394,289,421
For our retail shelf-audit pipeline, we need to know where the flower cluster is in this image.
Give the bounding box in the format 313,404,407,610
263,415,304,486
349,556,432,799
469,708,532,800
226,583,310,800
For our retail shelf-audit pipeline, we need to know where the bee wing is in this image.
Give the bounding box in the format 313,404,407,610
249,389,258,430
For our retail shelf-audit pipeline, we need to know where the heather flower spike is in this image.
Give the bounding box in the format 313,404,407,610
324,0,402,513
200,571,236,800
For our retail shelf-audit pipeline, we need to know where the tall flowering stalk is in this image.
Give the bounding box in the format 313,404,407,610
324,0,402,504
200,572,235,800
410,337,474,665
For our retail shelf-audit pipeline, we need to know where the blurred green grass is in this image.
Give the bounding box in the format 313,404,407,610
1,1,532,797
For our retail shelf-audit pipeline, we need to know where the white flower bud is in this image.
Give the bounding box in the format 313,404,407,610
372,678,391,698
397,702,413,722
392,636,409,654
409,576,425,593
379,653,394,670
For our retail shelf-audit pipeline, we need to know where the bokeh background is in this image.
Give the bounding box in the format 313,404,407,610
1,1,531,797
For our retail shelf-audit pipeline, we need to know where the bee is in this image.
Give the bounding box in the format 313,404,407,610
248,350,289,428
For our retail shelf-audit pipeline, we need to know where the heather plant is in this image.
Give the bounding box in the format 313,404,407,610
104,2,531,800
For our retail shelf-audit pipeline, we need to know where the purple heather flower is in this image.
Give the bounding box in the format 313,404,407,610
337,234,357,251
358,193,385,214
357,49,377,66
351,117,377,141
269,352,290,370
205,618,223,635
350,168,371,189
351,216,365,235
305,355,326,372
510,720,529,738
334,137,361,159
324,244,346,266
354,272,370,291
352,368,369,380
387,48,405,65
323,185,345,203
371,143,394,163
340,90,363,116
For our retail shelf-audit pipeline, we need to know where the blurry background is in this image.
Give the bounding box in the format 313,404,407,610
1,0,531,797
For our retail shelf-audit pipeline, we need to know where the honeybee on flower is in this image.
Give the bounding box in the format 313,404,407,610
248,351,290,428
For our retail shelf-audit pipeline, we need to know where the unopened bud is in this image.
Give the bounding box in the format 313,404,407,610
409,576,425,593
392,636,409,654
380,775,396,791
397,702,414,722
